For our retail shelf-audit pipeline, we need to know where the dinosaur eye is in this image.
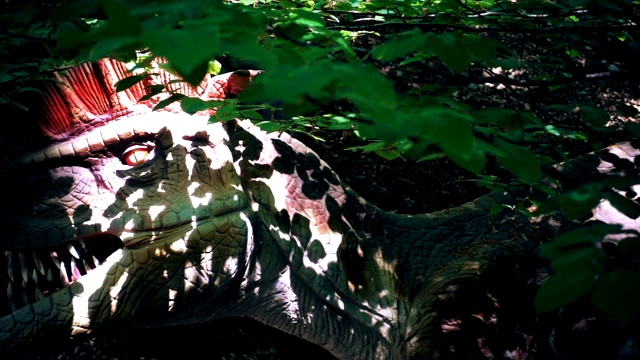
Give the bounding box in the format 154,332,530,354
121,144,154,166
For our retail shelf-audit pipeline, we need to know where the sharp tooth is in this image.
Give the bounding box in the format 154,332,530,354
83,259,94,271
78,239,88,250
33,252,46,275
60,264,69,285
46,268,54,282
31,269,39,287
6,250,14,282
68,243,80,259
71,260,82,280
18,252,29,284
50,252,61,267
7,283,17,312
92,256,100,266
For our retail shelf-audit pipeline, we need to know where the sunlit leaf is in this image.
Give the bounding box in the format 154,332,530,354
215,103,239,121
180,97,223,115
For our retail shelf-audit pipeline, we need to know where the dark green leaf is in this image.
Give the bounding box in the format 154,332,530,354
142,25,221,86
625,122,640,137
466,36,498,61
580,106,610,129
550,247,606,273
618,237,640,259
536,183,603,219
603,190,640,219
471,108,519,125
540,223,622,258
492,140,542,184
372,29,428,62
535,270,598,313
90,0,141,58
591,269,640,324
616,103,640,117
603,176,640,190
115,74,146,93
138,85,165,101
152,93,184,111
425,33,471,71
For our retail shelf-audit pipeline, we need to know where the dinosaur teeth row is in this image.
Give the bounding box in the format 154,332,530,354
0,236,123,316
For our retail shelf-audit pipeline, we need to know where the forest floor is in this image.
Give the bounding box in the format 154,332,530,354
13,22,640,360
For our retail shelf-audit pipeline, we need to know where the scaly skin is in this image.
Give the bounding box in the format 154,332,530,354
1,59,639,359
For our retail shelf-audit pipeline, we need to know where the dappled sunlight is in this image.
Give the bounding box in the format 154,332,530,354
69,248,124,334
109,268,129,315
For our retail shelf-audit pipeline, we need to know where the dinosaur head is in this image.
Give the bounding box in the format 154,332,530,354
0,59,260,320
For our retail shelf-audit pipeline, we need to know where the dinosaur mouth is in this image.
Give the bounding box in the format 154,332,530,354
1,232,124,316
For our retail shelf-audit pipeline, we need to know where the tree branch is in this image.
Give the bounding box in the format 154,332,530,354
329,22,639,35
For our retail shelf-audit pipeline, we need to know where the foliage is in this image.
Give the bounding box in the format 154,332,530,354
2,0,640,325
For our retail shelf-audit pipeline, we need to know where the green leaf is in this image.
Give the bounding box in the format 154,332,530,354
416,108,486,174
288,9,325,28
115,74,146,92
142,25,221,86
138,84,165,101
540,223,622,258
603,190,640,219
180,97,223,115
625,122,640,137
591,269,640,324
618,237,640,259
492,140,542,184
372,29,428,62
239,110,264,120
425,33,471,71
328,116,355,130
536,183,603,219
90,0,141,58
550,246,606,273
580,106,610,129
535,269,598,313
466,36,498,61
152,93,184,111
471,108,519,125
215,104,239,121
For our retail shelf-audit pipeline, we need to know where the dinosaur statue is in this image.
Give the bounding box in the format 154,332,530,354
0,59,638,359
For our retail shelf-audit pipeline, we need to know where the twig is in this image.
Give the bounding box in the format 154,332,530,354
328,22,639,35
